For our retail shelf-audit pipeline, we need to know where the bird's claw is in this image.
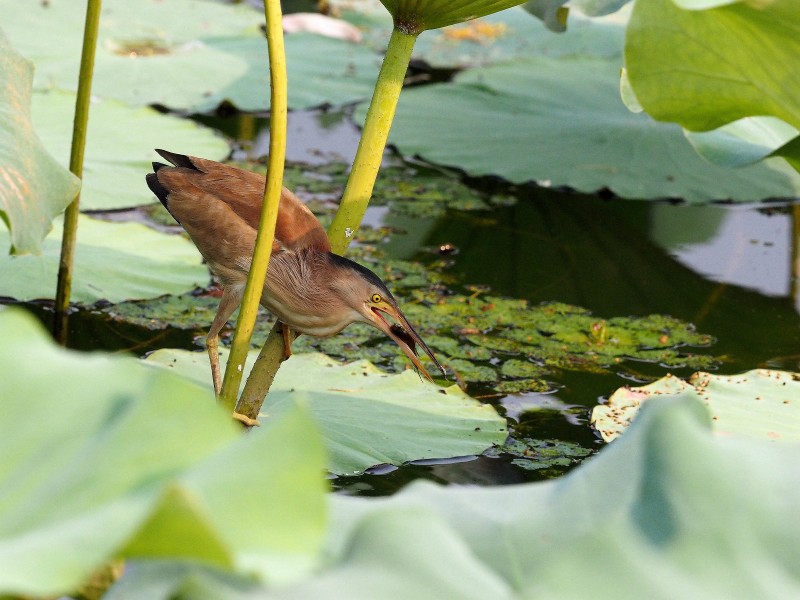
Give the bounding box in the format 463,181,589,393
232,412,260,428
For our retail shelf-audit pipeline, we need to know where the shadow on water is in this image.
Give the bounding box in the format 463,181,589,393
419,190,800,373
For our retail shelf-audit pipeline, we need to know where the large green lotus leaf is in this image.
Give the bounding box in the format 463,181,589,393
108,395,800,599
0,30,79,254
190,34,381,113
0,0,262,106
1,0,378,112
0,215,208,304
376,57,800,201
0,309,328,597
524,0,631,30
146,349,507,475
625,0,800,133
684,117,800,169
591,369,800,442
379,0,529,32
354,6,624,69
31,90,229,210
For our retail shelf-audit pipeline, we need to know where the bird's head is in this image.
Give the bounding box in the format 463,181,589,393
329,254,446,382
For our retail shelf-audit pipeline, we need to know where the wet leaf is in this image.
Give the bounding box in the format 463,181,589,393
496,378,551,394
444,357,498,383
0,31,79,254
485,437,593,472
500,358,547,379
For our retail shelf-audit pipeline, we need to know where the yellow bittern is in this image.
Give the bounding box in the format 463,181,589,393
146,150,444,395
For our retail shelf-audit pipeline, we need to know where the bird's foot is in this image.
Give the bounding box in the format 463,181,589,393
281,322,293,360
232,412,261,428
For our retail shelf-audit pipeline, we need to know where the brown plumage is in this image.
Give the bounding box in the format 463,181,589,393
146,150,444,395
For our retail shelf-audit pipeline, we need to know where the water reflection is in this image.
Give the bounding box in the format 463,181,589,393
650,204,793,298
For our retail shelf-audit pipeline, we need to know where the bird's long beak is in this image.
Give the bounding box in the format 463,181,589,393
369,303,446,382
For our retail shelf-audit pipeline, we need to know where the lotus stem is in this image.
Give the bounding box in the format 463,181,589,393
237,27,418,422
328,27,417,253
53,0,102,345
219,0,287,413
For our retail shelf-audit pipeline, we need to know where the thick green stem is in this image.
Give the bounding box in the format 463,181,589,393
218,0,287,413
53,0,102,345
236,27,418,422
328,28,417,254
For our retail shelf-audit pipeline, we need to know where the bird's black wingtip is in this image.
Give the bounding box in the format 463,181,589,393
155,149,197,170
145,170,180,225
145,171,168,205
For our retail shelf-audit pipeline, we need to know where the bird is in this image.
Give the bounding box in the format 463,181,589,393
145,149,445,396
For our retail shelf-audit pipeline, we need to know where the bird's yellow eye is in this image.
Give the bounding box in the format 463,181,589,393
371,293,382,304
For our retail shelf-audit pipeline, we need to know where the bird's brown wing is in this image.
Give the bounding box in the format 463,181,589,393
153,150,331,253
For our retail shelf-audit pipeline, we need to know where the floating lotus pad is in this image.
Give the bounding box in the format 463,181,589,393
0,215,208,304
591,369,800,442
146,349,508,475
32,90,229,211
374,56,800,202
1,0,380,112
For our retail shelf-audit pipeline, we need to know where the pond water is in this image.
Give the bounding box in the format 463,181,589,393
15,109,800,496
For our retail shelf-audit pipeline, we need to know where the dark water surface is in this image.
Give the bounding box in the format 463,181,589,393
14,110,800,496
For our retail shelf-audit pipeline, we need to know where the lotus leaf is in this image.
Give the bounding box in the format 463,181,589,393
591,369,800,442
685,117,800,169
146,349,508,475
107,396,800,599
0,215,208,304
374,57,800,202
626,0,800,171
32,90,229,210
1,0,380,112
625,0,800,133
378,0,530,32
0,309,326,597
350,5,625,68
0,31,79,254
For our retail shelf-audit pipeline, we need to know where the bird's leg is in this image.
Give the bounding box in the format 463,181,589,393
281,321,293,360
207,286,242,396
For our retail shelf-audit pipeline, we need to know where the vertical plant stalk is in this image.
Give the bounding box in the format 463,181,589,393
218,0,288,413
53,0,102,345
236,27,419,422
793,203,800,314
327,27,417,254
